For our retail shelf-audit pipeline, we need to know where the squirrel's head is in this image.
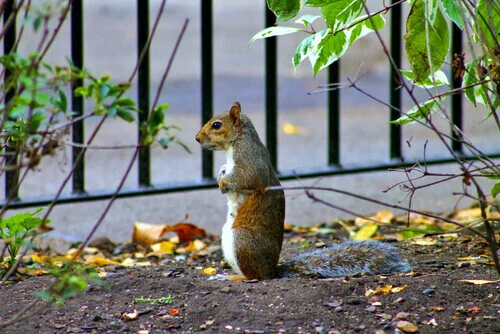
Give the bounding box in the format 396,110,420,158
196,102,243,151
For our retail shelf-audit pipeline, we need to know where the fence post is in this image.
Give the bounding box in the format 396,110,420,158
201,1,214,180
137,0,151,188
3,0,19,202
265,6,278,171
389,0,402,161
451,24,463,154
328,62,341,166
71,0,86,195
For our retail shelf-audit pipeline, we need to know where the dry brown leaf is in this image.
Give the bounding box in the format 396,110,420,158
168,223,207,243
132,222,169,246
123,309,139,320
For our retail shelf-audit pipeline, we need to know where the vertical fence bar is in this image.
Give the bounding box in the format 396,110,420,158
201,1,214,179
328,62,340,166
451,24,463,154
71,0,85,195
4,0,19,201
265,6,278,171
389,0,402,161
137,0,151,188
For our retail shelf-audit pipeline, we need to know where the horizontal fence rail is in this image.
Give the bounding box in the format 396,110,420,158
2,1,500,209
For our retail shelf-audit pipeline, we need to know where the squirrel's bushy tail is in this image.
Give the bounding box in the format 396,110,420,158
278,240,411,278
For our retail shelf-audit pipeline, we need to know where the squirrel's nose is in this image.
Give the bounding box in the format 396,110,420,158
195,135,200,143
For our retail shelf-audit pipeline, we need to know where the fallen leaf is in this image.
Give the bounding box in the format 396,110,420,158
365,284,407,296
85,256,121,267
411,237,437,246
352,222,378,240
426,318,438,327
202,267,217,275
459,279,500,285
468,305,481,313
430,306,444,311
396,320,419,333
169,223,207,243
169,309,180,316
282,122,306,135
133,222,171,246
123,309,139,320
150,241,176,255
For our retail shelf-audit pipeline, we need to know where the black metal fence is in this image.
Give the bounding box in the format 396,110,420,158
2,1,499,209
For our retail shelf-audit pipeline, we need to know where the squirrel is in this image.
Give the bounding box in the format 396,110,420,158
196,102,411,280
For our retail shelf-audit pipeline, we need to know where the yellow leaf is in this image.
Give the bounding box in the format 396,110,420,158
85,256,121,267
150,241,176,255
459,279,500,285
411,237,437,246
282,122,305,135
202,267,217,275
30,254,47,263
352,222,378,240
374,210,394,224
396,320,419,333
390,284,408,293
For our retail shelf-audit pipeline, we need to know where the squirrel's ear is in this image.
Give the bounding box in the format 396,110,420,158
229,102,242,129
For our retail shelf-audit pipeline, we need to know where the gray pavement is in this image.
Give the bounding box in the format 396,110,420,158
5,1,500,243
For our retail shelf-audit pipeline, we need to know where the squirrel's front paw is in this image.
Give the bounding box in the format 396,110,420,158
217,164,227,183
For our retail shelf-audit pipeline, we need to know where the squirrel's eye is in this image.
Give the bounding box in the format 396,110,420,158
212,121,222,130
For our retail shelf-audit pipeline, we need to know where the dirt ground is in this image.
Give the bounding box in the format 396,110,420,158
0,229,499,334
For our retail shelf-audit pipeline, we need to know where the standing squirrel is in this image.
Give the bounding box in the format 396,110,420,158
196,102,411,280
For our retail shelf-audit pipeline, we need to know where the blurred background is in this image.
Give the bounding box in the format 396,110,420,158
5,0,499,242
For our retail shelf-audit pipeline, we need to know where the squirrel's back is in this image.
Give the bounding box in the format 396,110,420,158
279,240,411,278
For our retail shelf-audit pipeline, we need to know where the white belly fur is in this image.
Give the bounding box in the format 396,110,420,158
220,146,246,275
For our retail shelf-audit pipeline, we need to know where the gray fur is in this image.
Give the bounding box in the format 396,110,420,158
279,240,411,278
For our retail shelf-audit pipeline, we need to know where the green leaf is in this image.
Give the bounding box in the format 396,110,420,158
74,87,89,97
463,60,480,106
27,111,45,132
400,69,450,88
492,183,500,198
293,13,385,74
294,14,321,27
35,91,51,106
440,0,464,29
267,0,305,22
405,0,449,83
348,13,386,45
99,84,111,99
113,97,136,107
463,58,500,113
391,98,443,125
311,30,348,76
150,107,164,129
106,106,117,118
58,89,67,112
249,26,302,45
321,0,364,31
117,108,135,123
159,137,170,149
293,33,317,69
476,0,500,50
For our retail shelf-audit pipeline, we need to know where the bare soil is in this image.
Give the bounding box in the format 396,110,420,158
0,231,499,333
